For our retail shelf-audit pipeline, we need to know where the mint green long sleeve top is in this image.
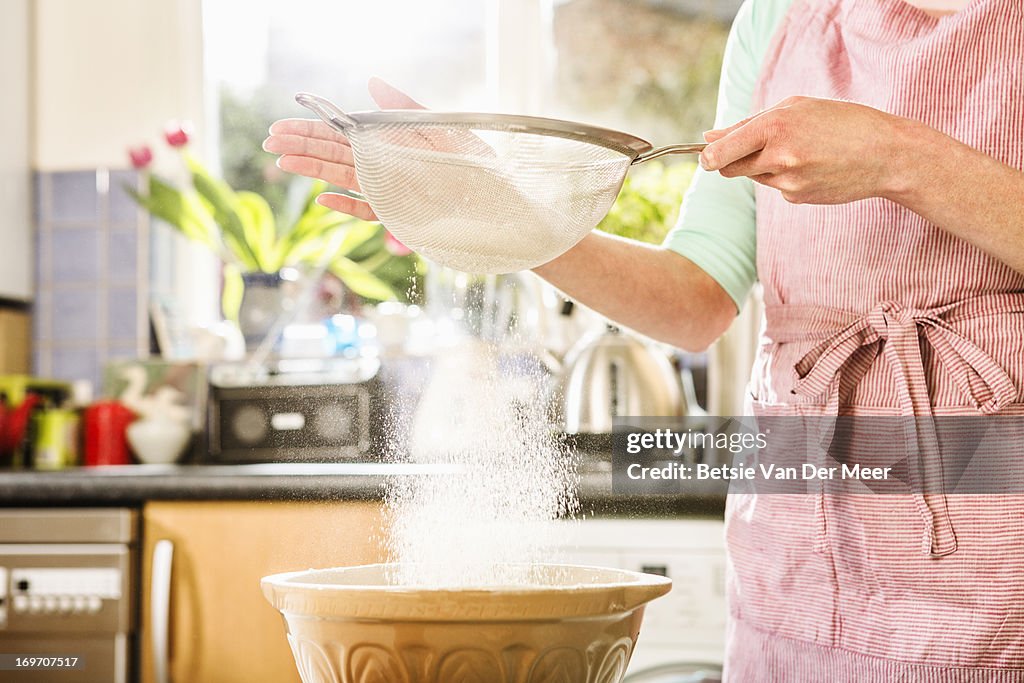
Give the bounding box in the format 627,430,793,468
662,0,793,309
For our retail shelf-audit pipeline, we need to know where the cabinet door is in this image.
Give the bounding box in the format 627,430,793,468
0,310,30,373
140,500,387,683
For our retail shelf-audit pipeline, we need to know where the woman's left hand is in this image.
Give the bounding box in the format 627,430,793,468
700,96,915,205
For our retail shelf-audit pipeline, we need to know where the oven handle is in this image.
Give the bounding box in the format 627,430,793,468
151,539,174,683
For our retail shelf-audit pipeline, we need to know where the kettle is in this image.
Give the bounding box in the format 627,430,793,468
558,326,685,434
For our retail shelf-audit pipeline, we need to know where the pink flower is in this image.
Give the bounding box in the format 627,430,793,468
128,145,153,170
164,121,193,148
384,230,412,256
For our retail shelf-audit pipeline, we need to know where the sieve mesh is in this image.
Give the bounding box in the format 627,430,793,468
347,122,633,273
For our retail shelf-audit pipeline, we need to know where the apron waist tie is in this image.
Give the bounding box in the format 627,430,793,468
764,295,1022,557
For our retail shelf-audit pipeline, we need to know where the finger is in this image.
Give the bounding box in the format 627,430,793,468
702,107,775,143
703,117,751,142
276,154,361,191
748,173,806,206
268,118,351,145
263,134,354,166
316,193,377,221
367,76,425,110
717,150,773,179
365,78,495,158
701,114,774,172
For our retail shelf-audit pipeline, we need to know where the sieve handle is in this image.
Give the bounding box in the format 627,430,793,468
633,143,707,165
294,93,369,203
295,92,358,133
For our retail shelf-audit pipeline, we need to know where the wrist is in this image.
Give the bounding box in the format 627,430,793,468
879,116,951,207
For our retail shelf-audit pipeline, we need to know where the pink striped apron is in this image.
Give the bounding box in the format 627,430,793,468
726,0,1024,680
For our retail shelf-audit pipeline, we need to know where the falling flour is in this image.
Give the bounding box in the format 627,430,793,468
383,337,579,587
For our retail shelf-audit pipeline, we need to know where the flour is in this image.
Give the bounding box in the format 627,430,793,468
383,337,578,587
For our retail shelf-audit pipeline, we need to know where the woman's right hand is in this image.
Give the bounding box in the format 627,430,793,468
262,77,424,220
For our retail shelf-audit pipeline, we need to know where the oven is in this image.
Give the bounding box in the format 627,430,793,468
0,508,137,683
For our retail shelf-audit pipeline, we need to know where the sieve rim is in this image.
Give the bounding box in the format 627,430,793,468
345,109,653,158
355,137,633,172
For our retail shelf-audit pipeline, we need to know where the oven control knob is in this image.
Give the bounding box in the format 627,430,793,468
58,596,73,613
12,595,28,613
42,596,58,613
28,596,43,614
72,596,88,613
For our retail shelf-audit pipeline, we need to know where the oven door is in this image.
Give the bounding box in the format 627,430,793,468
0,543,134,683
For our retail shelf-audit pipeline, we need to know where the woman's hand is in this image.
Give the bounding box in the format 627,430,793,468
262,77,423,220
699,96,916,205
702,95,1024,275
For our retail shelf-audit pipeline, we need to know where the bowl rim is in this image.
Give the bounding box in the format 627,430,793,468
261,562,672,622
263,562,671,592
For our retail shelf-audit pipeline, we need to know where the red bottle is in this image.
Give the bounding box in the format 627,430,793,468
82,401,136,466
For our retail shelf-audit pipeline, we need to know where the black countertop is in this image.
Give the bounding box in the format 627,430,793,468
0,462,726,517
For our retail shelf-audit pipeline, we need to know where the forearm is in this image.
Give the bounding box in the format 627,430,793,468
532,231,736,352
886,120,1024,273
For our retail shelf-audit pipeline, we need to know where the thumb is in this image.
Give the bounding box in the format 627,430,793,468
367,76,425,110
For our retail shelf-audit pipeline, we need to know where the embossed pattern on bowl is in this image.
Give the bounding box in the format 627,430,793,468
262,563,671,683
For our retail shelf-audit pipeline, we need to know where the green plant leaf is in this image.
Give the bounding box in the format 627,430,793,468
282,218,383,269
236,191,277,271
596,160,696,244
329,256,397,302
276,213,349,265
333,220,382,256
221,263,244,322
126,178,220,251
184,153,263,270
275,181,352,267
343,227,388,263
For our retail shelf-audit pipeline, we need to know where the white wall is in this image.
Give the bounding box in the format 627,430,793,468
0,0,33,301
33,0,206,171
33,0,219,327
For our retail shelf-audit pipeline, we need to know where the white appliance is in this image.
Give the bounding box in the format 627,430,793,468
0,508,137,683
560,517,727,672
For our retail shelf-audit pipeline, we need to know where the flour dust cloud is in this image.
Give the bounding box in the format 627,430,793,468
384,337,578,587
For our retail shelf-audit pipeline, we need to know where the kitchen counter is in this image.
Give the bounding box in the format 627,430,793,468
0,462,726,516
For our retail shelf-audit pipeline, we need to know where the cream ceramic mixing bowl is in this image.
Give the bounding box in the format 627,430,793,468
262,563,671,683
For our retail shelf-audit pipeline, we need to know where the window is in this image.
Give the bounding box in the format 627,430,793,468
204,0,490,212
203,0,734,210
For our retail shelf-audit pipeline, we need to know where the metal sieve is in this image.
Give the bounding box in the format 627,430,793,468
296,92,706,274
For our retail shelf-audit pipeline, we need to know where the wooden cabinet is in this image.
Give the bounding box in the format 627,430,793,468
139,501,387,683
0,310,30,373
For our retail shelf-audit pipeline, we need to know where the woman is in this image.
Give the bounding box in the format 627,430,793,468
264,0,1024,678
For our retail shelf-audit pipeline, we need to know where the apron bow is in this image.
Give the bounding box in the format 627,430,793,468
791,300,1017,415
766,296,1023,557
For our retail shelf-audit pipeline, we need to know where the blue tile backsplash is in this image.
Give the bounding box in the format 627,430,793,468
107,287,138,341
32,290,52,343
34,170,148,392
107,229,138,284
51,347,102,391
109,170,142,227
51,228,101,283
52,288,101,340
49,171,100,225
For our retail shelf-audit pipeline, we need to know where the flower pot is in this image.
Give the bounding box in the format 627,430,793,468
238,271,295,350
